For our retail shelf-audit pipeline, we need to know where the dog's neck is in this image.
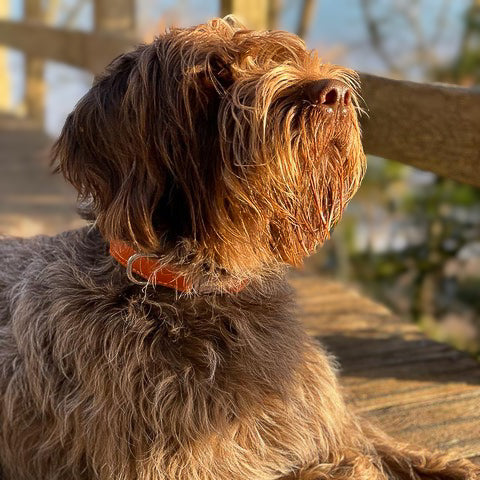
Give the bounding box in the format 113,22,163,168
109,240,247,294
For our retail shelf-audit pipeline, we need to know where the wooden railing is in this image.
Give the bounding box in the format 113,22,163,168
360,74,480,188
1,0,480,187
0,0,136,124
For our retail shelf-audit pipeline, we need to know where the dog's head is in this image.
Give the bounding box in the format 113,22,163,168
53,18,365,285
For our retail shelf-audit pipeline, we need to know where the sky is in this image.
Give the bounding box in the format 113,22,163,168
4,0,471,136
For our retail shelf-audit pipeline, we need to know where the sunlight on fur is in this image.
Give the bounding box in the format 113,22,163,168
0,17,477,480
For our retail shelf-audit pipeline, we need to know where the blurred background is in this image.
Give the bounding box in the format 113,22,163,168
0,0,479,357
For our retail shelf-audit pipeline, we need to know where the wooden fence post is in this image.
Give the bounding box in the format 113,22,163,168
24,0,45,126
220,0,270,30
0,1,11,112
94,0,135,33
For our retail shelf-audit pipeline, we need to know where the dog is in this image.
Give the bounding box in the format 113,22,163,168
0,17,478,480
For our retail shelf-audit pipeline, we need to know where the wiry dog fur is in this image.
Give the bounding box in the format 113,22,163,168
0,18,478,480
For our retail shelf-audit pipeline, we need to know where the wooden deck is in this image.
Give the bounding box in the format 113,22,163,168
291,273,480,465
1,113,479,465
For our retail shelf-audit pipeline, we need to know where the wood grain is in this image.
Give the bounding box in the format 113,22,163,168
0,20,134,75
292,273,480,464
360,73,480,187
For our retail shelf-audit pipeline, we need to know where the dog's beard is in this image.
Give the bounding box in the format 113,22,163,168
218,91,366,268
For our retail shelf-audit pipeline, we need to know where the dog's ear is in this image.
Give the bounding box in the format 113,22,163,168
51,46,168,250
52,35,241,258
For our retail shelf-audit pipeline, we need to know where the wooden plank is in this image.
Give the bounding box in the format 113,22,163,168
360,73,480,188
292,273,480,461
0,20,134,74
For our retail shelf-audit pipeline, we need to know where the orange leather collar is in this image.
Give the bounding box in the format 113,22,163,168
109,240,192,292
109,240,247,294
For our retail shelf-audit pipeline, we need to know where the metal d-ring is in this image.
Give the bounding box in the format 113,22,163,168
126,252,158,286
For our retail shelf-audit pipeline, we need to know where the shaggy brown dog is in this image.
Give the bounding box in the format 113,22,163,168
0,18,478,480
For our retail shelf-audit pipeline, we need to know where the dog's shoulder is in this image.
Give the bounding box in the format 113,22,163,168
0,225,110,327
0,231,50,290
0,225,103,288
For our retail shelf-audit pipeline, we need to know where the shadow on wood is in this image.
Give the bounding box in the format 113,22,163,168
292,273,480,465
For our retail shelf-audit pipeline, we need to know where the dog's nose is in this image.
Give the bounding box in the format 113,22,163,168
306,79,351,108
